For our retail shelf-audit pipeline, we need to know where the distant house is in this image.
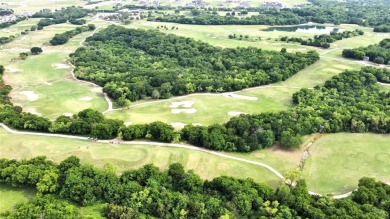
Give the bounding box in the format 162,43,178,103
363,56,370,61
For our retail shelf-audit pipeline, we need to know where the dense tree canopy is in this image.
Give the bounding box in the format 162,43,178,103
33,6,90,29
342,39,390,65
148,0,390,28
281,29,364,49
71,25,319,102
50,24,95,45
1,156,389,218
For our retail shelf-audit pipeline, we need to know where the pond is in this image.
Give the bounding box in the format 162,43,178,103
264,25,341,34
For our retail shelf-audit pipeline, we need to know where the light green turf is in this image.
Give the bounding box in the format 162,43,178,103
0,184,36,213
302,133,390,195
0,128,291,187
105,87,297,125
0,0,83,13
2,23,108,119
0,19,40,38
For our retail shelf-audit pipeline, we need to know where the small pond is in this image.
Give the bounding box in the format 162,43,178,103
264,25,341,34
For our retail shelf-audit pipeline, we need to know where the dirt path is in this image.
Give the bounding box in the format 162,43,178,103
0,122,355,198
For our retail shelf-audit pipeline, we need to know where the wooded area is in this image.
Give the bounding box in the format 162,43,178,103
150,0,390,29
0,156,389,218
50,24,95,45
71,25,319,102
342,39,390,65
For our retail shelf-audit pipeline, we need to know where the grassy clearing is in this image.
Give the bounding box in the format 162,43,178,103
0,18,40,38
0,184,36,213
105,87,297,126
302,133,390,195
0,128,291,187
2,23,108,119
0,0,83,13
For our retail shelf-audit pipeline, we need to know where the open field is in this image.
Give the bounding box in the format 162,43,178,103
0,128,295,187
0,0,83,13
105,87,297,126
0,184,36,213
0,18,40,38
302,133,390,195
2,23,108,119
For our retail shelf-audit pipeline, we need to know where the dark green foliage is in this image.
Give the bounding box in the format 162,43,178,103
342,39,390,65
33,6,89,29
69,18,87,25
0,35,15,45
182,67,390,151
50,25,95,45
30,47,43,55
374,24,390,33
151,0,390,27
2,156,389,218
71,25,319,101
0,16,27,29
2,194,81,219
282,29,364,48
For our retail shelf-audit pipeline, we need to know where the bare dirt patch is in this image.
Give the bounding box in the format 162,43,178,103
79,96,93,101
18,91,39,101
228,111,247,116
170,100,195,108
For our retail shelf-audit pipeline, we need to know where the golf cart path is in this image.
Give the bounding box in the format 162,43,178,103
0,123,354,198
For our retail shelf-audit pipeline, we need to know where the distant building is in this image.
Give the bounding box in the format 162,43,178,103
363,56,370,61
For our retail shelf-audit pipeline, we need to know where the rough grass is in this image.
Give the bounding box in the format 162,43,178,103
0,128,292,188
0,184,36,213
302,133,390,195
105,87,297,125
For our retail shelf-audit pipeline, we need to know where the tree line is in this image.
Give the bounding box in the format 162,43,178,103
342,39,390,65
147,0,390,28
0,64,388,152
0,16,27,29
280,29,364,49
1,156,389,218
70,25,319,102
50,24,95,45
32,6,90,29
374,24,390,33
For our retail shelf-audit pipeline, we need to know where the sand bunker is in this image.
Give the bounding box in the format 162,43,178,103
5,67,19,73
192,123,202,126
19,91,39,101
53,63,70,69
228,111,247,116
44,81,52,86
124,121,133,126
170,100,195,108
171,122,186,128
24,107,42,116
223,93,258,101
79,96,93,101
171,108,196,114
63,113,73,117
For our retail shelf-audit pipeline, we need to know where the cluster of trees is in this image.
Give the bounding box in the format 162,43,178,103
71,25,319,102
374,24,390,33
0,64,389,151
180,67,389,152
342,39,390,65
148,0,390,28
50,24,95,45
0,35,15,45
0,8,13,16
0,16,27,29
281,29,364,48
1,156,389,218
32,6,90,29
69,18,86,25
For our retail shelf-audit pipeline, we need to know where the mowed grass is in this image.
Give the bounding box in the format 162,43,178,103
105,87,297,126
0,18,40,38
0,0,83,13
0,184,36,213
2,23,108,119
302,133,390,195
0,128,290,187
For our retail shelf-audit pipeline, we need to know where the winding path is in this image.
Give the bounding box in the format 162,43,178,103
0,122,354,198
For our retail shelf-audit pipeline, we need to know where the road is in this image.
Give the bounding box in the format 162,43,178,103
0,122,355,198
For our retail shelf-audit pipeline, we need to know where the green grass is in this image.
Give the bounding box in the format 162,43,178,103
302,133,390,195
0,0,83,13
105,87,297,126
0,184,36,213
0,19,40,38
0,128,290,188
1,23,108,119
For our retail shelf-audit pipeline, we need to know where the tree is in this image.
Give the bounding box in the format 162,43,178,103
19,52,28,60
280,130,303,149
30,47,43,55
117,96,131,109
